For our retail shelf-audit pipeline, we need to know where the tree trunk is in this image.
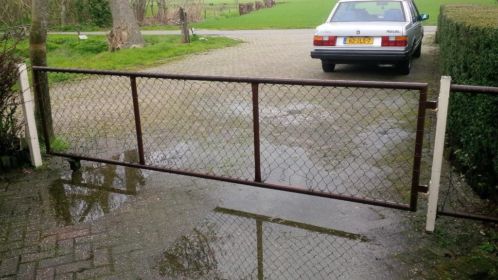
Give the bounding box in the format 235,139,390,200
108,0,144,50
131,0,147,24
30,0,54,143
60,0,67,26
179,8,190,44
156,0,167,23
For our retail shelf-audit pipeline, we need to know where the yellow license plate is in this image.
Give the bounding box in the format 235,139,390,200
345,37,374,45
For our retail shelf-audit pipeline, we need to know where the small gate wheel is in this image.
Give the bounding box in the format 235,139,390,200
68,158,81,171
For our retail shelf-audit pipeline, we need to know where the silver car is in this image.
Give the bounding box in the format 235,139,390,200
310,0,429,74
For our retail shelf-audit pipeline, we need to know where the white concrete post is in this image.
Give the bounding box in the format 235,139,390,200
18,64,43,168
426,76,451,232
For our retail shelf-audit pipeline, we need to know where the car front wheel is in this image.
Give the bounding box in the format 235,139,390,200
321,61,336,72
397,59,412,75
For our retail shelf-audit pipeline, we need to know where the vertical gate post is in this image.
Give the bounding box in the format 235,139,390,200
130,76,145,165
410,86,429,211
18,64,42,167
32,68,52,153
251,83,262,182
426,76,451,232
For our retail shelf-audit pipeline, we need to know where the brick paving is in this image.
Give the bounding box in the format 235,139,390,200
0,161,222,279
1,158,432,280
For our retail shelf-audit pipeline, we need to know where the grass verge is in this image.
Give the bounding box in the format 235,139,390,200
12,34,240,82
15,34,241,70
405,214,498,279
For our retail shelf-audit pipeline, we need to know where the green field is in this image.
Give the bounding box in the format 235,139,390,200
189,0,498,29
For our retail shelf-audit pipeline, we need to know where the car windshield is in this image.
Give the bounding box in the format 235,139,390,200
331,1,406,22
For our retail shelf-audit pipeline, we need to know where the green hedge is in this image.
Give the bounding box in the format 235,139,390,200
438,4,498,200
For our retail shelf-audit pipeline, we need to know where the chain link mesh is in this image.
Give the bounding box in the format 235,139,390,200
48,73,137,160
259,84,419,203
438,91,498,219
138,78,255,180
45,71,422,207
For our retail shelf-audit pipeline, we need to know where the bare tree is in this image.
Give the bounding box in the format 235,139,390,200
131,0,147,24
60,0,67,26
108,0,144,50
1,0,32,26
149,0,155,19
30,0,54,142
156,0,167,23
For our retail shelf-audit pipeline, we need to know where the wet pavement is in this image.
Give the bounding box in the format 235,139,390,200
1,28,479,279
1,159,424,279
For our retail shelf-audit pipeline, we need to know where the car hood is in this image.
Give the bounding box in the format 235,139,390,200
315,22,408,36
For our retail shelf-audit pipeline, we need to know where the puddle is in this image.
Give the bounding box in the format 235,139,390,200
152,207,405,280
140,117,413,203
49,150,146,225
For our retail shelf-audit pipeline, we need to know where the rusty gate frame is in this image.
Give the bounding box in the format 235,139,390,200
32,66,433,212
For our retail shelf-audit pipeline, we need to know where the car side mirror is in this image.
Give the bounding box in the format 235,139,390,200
418,14,429,21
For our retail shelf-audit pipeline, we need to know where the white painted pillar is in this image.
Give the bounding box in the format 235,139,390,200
426,76,451,232
18,64,43,168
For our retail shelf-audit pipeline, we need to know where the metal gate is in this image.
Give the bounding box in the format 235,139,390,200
32,66,433,211
437,84,498,222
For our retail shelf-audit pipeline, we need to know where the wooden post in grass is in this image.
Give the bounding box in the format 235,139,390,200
180,7,190,43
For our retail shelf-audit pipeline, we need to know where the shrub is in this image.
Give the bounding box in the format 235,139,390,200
0,28,25,163
74,0,112,28
87,0,112,27
437,5,498,200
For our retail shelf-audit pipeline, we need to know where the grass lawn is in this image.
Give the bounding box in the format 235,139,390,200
190,0,498,29
44,0,497,32
14,35,240,71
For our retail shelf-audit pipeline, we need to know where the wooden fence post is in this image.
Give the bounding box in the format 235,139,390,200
18,64,42,168
426,76,451,232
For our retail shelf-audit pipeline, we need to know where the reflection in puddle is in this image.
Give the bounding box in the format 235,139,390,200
49,150,145,225
153,208,396,280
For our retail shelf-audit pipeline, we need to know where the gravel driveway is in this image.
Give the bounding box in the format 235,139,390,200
145,28,439,84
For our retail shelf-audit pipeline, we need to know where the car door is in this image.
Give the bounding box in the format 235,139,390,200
406,0,423,51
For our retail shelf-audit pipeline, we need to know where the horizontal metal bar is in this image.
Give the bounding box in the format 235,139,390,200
437,210,498,223
32,66,428,90
451,84,498,95
49,151,412,211
417,185,429,193
425,101,438,110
